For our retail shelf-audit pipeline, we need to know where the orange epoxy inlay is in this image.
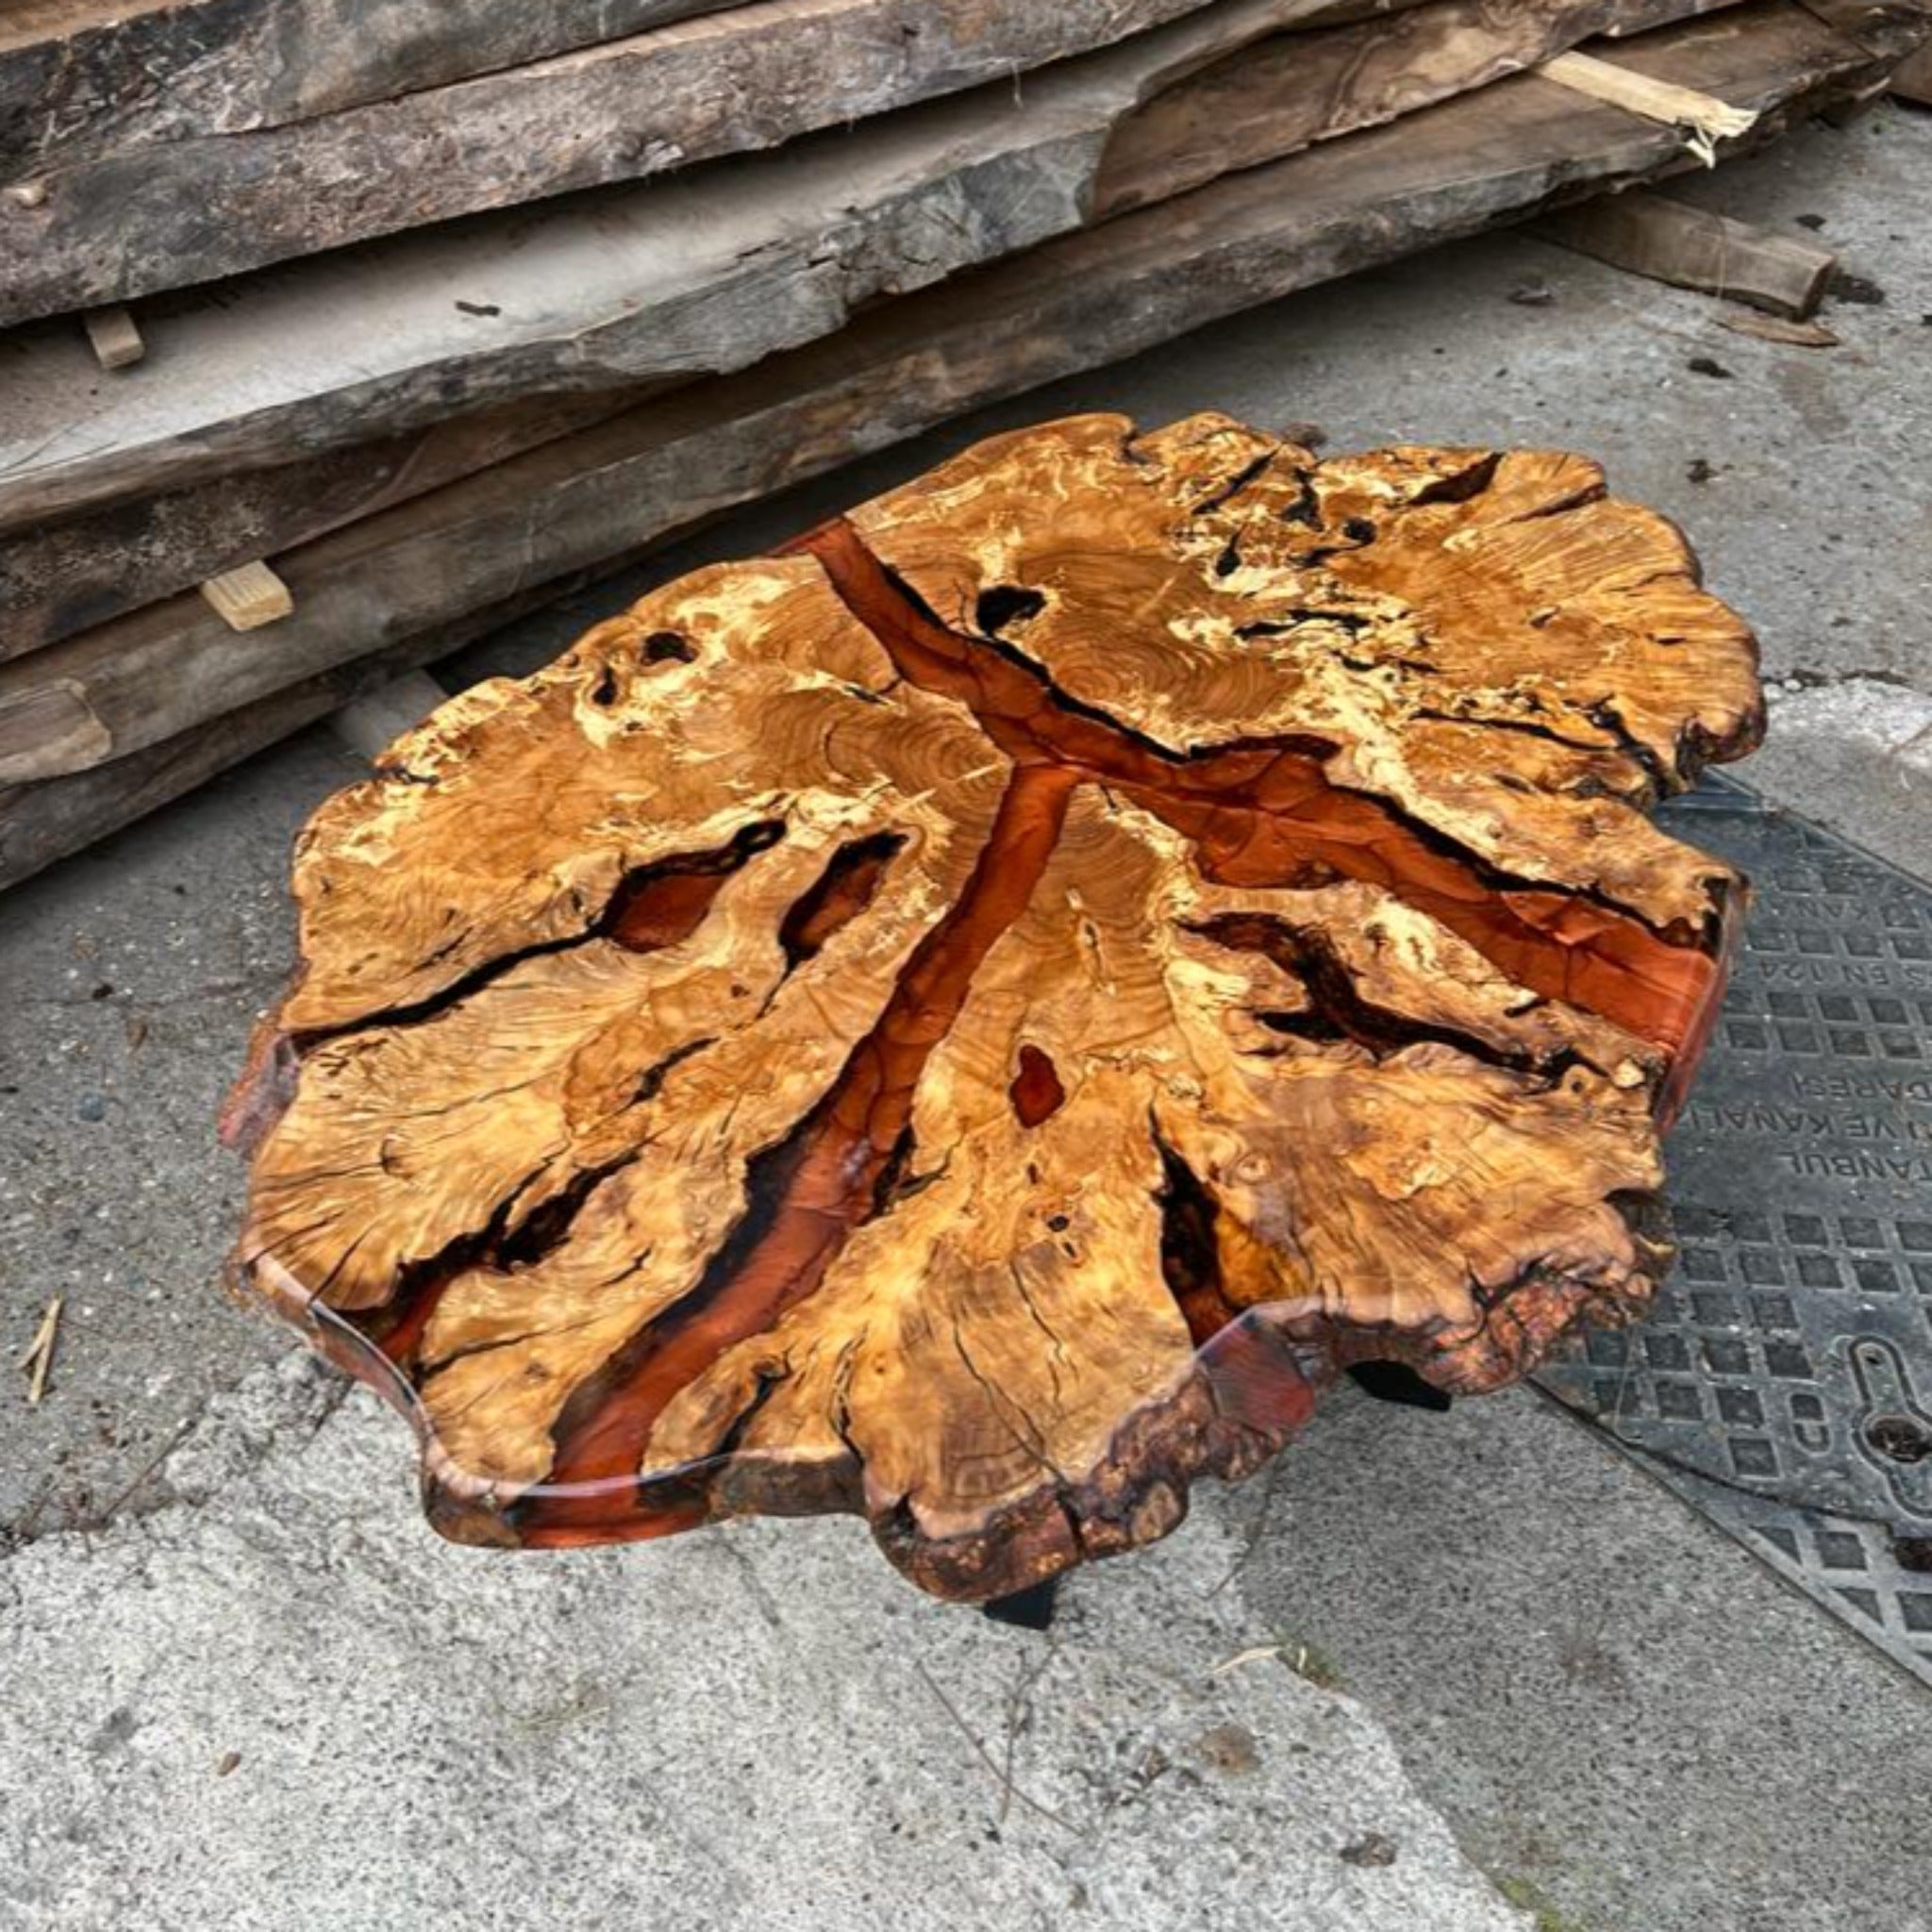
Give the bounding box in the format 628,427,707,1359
803,518,1726,1060
513,763,1077,1544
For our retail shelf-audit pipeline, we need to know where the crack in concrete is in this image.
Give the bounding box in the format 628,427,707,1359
0,1354,353,1557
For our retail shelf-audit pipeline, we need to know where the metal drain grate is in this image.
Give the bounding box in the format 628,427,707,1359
1535,777,1932,1688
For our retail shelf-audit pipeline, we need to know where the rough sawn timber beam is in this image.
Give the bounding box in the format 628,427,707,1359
0,0,1887,866
0,0,1396,325
0,0,1881,656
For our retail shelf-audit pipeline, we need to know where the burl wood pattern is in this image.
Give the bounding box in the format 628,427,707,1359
224,412,1763,1599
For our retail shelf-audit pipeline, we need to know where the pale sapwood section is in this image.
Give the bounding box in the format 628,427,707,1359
1539,46,1762,145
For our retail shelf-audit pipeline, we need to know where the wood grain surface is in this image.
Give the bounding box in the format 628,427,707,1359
223,411,1762,1598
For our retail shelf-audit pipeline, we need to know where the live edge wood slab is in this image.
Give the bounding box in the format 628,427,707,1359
222,412,1763,1601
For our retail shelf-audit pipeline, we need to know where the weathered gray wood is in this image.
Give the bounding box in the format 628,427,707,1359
0,563,641,892
0,391,641,660
0,0,1879,794
0,0,1239,527
1531,189,1840,314
1890,37,1932,93
0,0,1272,325
1601,0,1753,20
15,0,1733,186
0,0,1745,540
1790,0,1932,58
0,0,736,179
1094,0,1753,214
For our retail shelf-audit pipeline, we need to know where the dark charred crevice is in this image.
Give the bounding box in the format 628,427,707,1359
1582,698,1672,797
1153,1126,1239,1348
1237,607,1374,641
354,1152,637,1371
1299,516,1377,564
1275,474,1321,527
1212,536,1242,579
1173,727,1344,765
872,1124,919,1216
1407,452,1504,506
643,629,696,663
1337,649,1438,676
836,531,1678,915
974,584,1046,637
777,831,908,973
1188,448,1277,516
293,820,785,1049
327,1224,472,1354
607,820,785,952
633,1036,715,1107
711,1364,789,1462
1410,702,1642,766
1008,1043,1066,1128
874,556,1340,773
1264,764,1698,943
496,1156,639,1271
1193,913,1590,1082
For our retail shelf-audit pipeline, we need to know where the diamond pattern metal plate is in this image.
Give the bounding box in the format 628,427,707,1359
1535,776,1932,1688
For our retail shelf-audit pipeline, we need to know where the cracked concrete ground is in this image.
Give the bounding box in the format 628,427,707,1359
0,1357,1527,1932
2,101,1928,1932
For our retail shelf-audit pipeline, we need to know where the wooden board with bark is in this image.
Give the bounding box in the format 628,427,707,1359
0,0,1887,799
0,0,743,180
0,0,1742,533
0,0,1394,326
221,409,1761,1598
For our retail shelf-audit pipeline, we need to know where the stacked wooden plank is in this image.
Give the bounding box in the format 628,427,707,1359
1,0,1925,889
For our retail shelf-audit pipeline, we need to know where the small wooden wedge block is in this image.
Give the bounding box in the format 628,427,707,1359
1533,190,1840,316
200,561,293,632
222,410,1764,1601
81,306,143,370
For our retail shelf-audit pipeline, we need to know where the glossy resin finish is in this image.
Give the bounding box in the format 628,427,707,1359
223,411,1763,1599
